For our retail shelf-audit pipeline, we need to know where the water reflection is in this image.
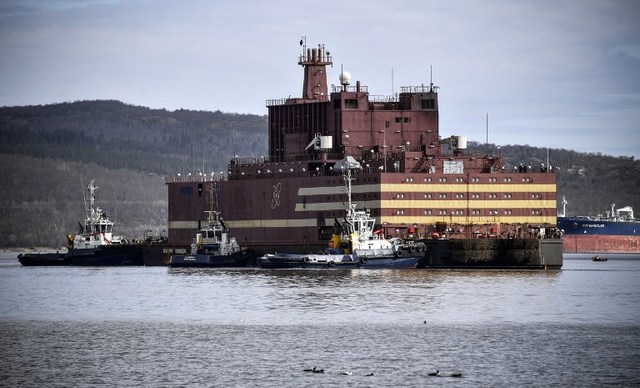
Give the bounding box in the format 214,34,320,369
166,266,565,324
2,254,638,325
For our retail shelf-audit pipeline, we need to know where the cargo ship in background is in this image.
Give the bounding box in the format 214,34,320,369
558,198,639,253
166,41,562,269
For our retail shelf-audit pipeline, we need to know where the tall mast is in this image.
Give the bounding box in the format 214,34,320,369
344,168,355,216
88,180,97,220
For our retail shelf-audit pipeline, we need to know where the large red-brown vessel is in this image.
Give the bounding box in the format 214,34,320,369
166,42,562,268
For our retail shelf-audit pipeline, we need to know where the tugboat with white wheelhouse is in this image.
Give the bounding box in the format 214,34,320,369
169,182,256,267
257,156,426,269
18,180,144,266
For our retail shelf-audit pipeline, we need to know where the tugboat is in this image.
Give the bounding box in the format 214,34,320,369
169,182,256,267
18,180,144,266
257,157,426,269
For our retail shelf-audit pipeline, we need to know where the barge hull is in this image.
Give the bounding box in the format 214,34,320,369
420,238,563,269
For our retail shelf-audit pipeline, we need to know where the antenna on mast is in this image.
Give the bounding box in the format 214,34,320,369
430,65,433,91
81,176,87,217
391,68,394,96
546,145,550,173
485,113,489,153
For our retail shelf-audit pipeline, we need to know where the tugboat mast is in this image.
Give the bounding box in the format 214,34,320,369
88,180,98,222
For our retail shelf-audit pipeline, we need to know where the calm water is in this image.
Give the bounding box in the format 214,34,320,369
1,252,639,387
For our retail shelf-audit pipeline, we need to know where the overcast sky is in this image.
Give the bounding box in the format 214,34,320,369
1,0,639,158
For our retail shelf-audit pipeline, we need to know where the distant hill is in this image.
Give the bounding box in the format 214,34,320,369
0,100,268,175
466,142,640,217
0,100,267,248
0,100,638,248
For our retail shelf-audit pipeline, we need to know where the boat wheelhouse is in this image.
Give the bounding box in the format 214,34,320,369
71,180,123,249
169,182,255,267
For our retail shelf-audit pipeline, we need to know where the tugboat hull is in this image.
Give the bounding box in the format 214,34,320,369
18,252,69,266
18,244,145,267
67,244,144,266
257,253,420,269
169,249,256,268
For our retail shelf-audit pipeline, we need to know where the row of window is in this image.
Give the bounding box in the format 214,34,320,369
395,193,544,199
321,208,544,218
392,209,545,216
342,99,435,111
421,99,436,110
325,192,545,201
324,192,545,201
413,177,532,183
394,117,411,123
324,176,534,185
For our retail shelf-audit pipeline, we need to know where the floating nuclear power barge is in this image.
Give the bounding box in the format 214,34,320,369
166,42,562,269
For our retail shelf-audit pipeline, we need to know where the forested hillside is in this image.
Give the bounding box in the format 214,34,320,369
0,153,166,248
0,100,638,248
0,101,267,248
0,100,268,175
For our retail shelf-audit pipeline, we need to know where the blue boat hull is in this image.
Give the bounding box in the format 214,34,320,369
557,217,640,236
257,253,419,269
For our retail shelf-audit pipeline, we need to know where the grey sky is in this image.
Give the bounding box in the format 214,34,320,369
1,0,639,158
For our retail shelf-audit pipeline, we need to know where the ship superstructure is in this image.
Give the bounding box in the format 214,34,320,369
167,42,557,250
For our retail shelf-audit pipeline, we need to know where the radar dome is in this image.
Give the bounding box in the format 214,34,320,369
339,70,351,86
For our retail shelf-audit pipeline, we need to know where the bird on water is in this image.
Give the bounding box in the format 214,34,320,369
428,370,440,376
